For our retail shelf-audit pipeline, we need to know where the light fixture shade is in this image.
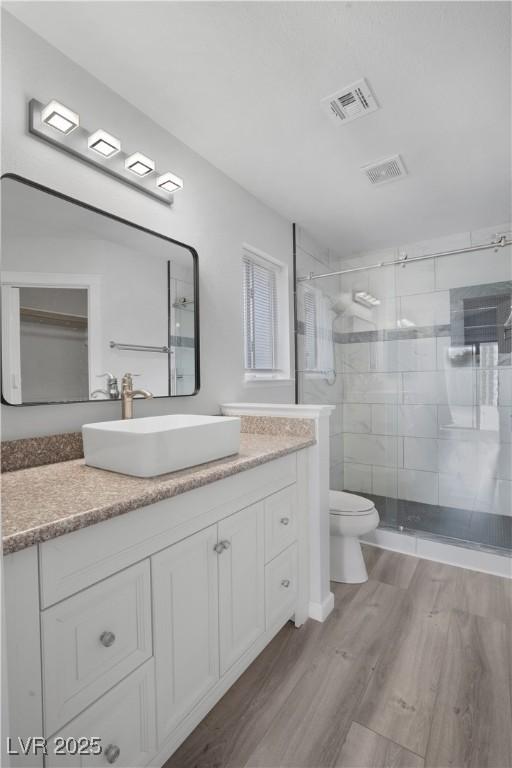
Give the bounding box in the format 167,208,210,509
353,291,381,308
88,129,121,158
125,152,155,176
41,100,79,134
156,172,184,193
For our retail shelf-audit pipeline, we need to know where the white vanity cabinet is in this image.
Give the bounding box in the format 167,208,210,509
3,450,310,768
218,502,265,675
152,525,220,744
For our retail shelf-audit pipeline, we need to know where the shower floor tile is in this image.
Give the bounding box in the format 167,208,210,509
361,493,511,554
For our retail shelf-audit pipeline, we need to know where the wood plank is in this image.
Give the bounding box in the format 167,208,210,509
335,722,424,768
368,550,419,589
356,598,450,757
244,647,373,767
163,619,324,768
319,579,405,661
362,543,383,576
163,549,512,768
456,569,512,625
425,611,512,768
406,558,460,614
243,581,405,768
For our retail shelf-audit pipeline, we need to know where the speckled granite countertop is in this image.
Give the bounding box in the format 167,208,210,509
2,430,315,554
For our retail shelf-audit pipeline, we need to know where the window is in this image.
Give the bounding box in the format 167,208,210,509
242,246,290,381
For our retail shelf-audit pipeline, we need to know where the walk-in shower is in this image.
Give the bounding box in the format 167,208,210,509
294,224,512,557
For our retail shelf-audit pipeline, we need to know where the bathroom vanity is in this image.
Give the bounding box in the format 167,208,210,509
2,422,315,767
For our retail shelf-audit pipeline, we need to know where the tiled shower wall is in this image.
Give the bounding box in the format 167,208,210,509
297,223,512,519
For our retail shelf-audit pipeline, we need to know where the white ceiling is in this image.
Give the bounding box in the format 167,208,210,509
6,1,511,255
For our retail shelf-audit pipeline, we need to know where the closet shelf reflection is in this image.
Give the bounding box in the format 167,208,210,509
20,307,87,330
109,340,170,354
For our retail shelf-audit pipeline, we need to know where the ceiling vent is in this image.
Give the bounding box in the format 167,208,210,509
362,155,407,185
321,78,379,124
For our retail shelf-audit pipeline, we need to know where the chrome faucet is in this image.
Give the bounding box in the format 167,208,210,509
121,373,153,419
91,372,120,400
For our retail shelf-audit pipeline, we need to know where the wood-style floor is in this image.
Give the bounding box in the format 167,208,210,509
163,547,512,768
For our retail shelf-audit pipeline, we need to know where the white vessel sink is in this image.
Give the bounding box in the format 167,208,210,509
82,414,241,477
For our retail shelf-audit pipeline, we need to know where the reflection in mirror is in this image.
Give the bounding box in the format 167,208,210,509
1,176,198,405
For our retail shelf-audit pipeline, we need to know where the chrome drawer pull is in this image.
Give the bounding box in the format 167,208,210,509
281,579,291,588
280,517,290,526
104,744,120,764
100,631,116,648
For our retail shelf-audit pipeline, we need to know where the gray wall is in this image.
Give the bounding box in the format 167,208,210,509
1,13,296,438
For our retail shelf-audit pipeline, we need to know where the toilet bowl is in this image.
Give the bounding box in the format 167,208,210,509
329,490,380,584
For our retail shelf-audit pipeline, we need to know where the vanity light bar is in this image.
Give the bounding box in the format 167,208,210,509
353,291,381,308
29,98,182,205
156,172,184,193
41,100,80,134
88,129,121,158
125,152,155,177
398,318,415,328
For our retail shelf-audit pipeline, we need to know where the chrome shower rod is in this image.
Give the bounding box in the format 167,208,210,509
297,234,512,282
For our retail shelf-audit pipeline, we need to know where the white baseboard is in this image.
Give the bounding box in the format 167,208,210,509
362,528,512,579
309,591,335,622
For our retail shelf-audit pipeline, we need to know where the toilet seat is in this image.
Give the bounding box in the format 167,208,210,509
329,490,375,516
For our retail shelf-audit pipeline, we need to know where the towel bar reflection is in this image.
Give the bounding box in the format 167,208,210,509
110,341,170,354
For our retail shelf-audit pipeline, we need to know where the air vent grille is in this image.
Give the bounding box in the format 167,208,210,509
362,155,407,185
321,78,378,124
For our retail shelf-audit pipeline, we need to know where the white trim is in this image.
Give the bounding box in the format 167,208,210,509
1,286,22,404
242,376,294,387
221,403,336,624
1,271,102,400
241,244,291,380
242,242,284,271
362,529,512,579
308,592,335,622
221,402,335,417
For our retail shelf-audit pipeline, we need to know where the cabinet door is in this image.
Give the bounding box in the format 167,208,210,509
218,502,265,675
152,525,219,745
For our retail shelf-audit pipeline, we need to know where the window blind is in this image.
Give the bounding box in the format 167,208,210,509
242,253,279,371
303,288,318,370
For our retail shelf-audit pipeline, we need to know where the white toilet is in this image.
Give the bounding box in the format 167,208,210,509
329,490,380,583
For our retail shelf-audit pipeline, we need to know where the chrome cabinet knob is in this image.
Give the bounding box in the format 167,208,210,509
221,540,230,550
214,540,231,554
280,517,290,526
100,631,116,648
104,744,120,764
281,579,291,588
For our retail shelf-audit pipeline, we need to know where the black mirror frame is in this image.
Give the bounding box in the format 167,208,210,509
0,173,200,406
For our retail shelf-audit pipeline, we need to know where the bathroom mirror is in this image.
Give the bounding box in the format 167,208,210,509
1,175,199,405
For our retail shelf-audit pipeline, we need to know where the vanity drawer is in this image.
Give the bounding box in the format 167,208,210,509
265,543,298,630
264,484,297,563
45,659,156,767
42,560,152,736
